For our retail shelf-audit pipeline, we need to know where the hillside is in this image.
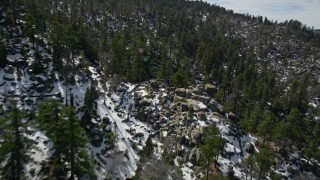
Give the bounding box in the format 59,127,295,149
0,0,320,179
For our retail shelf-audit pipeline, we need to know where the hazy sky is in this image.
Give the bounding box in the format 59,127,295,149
204,0,320,29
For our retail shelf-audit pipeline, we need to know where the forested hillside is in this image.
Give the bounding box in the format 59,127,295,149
0,0,320,179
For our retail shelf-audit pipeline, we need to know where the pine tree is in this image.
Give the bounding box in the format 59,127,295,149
257,112,277,146
37,100,93,179
139,136,153,157
37,99,65,177
0,101,34,180
256,147,273,180
59,106,92,179
243,154,257,180
81,84,98,129
200,125,226,180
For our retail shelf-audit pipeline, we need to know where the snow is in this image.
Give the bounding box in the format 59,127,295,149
25,130,52,179
7,53,23,62
181,163,196,180
92,83,150,179
198,102,207,109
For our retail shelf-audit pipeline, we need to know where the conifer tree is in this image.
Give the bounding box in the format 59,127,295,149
200,125,226,180
256,147,273,180
0,101,34,180
81,84,98,129
59,106,92,179
257,112,277,146
37,100,92,179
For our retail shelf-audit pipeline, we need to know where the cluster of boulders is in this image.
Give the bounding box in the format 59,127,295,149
129,81,233,166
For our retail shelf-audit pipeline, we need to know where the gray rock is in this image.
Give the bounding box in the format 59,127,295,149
245,143,255,154
287,166,301,176
186,89,192,98
189,147,200,165
175,88,186,97
228,112,238,122
198,111,206,121
205,83,217,96
139,98,152,106
4,66,14,74
3,74,15,81
314,165,320,177
208,99,224,113
190,94,211,104
153,121,160,130
90,133,104,147
181,102,189,112
190,129,203,146
177,144,185,156
192,87,202,95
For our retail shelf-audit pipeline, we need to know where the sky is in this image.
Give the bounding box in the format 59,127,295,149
204,0,320,29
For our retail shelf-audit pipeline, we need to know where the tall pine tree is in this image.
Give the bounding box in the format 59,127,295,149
0,101,34,180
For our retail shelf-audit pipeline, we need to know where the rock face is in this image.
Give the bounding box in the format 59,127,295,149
175,88,186,97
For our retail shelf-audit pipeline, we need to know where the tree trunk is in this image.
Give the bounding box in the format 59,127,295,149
70,117,75,180
14,108,21,180
206,161,209,180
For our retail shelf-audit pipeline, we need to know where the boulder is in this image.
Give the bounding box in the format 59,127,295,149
178,134,187,145
175,88,186,97
177,144,185,156
205,84,217,96
228,112,238,122
186,89,192,98
181,102,189,112
96,153,107,165
192,87,202,95
190,94,211,104
153,121,160,130
3,74,15,81
227,165,235,177
314,165,320,177
90,133,104,147
190,129,203,146
4,66,14,74
287,166,301,176
102,117,111,124
159,117,168,124
150,80,160,91
189,147,200,165
245,143,255,154
139,98,152,106
198,111,206,121
208,99,224,113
